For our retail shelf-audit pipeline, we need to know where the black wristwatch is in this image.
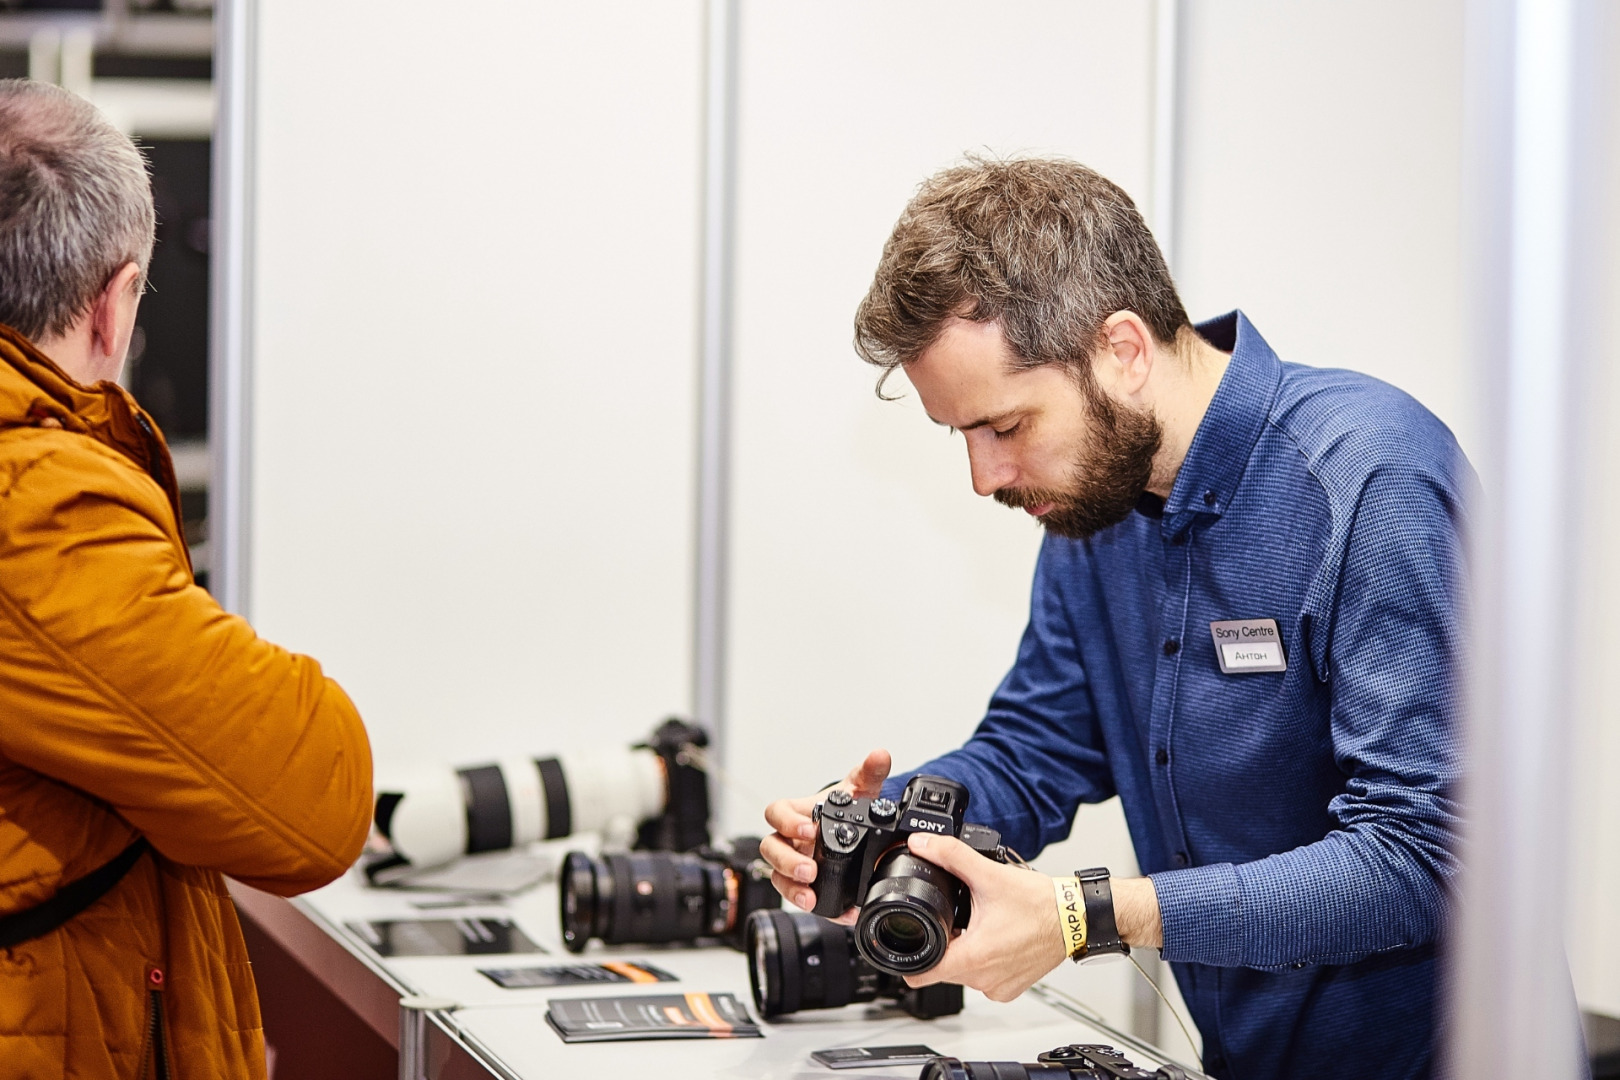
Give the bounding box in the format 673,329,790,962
1073,867,1130,964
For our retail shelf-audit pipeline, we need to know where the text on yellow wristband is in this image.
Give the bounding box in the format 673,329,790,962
1053,875,1088,959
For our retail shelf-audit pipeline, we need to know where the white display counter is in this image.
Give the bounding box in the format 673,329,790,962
233,854,1205,1080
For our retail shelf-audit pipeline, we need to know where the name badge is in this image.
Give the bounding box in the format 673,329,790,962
1209,618,1287,674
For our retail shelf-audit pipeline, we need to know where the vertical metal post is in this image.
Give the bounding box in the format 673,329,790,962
397,996,457,1080
1449,0,1598,1075
694,0,740,799
1134,0,1182,1048
1149,0,1182,272
210,0,257,616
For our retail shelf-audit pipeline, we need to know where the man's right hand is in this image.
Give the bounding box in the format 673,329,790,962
760,748,891,913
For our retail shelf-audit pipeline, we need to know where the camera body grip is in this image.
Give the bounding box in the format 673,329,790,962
809,806,866,917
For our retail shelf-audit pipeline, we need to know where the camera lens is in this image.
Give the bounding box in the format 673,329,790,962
560,850,605,949
874,910,929,955
559,850,733,953
922,1063,1077,1080
747,909,871,1018
855,847,956,975
746,909,966,1021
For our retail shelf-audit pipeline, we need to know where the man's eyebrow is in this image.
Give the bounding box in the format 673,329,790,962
927,410,1019,432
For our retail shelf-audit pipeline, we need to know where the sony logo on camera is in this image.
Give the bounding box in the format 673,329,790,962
903,813,953,834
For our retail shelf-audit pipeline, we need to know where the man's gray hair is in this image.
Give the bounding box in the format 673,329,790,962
0,79,156,341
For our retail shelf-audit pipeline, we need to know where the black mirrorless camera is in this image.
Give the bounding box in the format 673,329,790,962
745,909,963,1021
560,836,780,953
811,775,1007,976
923,1044,1192,1080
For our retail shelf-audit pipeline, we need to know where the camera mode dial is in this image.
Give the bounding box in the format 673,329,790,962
868,798,898,825
825,788,854,807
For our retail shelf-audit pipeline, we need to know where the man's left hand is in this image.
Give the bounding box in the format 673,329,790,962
899,832,1067,1002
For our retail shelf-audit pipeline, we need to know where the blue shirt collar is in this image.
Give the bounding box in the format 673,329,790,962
1156,310,1283,535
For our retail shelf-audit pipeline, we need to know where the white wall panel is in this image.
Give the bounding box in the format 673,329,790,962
723,0,1155,823
729,0,1159,819
720,0,1159,1034
1176,0,1472,455
248,1,705,764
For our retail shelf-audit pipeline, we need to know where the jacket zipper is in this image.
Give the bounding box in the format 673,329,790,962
144,966,171,1080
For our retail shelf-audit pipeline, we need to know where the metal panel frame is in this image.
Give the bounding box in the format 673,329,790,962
208,0,255,616
694,0,741,778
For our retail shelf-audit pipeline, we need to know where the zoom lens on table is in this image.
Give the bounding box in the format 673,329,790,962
746,909,961,1020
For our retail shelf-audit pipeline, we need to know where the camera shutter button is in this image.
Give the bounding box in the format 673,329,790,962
833,824,858,848
826,789,854,807
868,798,898,824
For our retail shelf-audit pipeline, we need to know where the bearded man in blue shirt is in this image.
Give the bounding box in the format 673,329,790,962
761,157,1469,1080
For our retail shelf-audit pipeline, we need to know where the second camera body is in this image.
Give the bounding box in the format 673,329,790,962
812,775,1006,976
745,909,963,1021
923,1044,1191,1080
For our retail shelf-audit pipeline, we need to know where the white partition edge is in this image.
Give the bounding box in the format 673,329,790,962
208,0,255,618
1449,0,1596,1075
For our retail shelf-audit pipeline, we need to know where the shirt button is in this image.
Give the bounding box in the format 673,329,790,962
1155,748,1169,766
1170,532,1187,546
1173,851,1188,867
1203,490,1217,507
1162,638,1180,656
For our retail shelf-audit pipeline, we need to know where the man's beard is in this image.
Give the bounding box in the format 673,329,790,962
993,378,1162,540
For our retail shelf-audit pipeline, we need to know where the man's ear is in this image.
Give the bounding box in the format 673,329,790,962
1100,310,1154,398
89,261,143,371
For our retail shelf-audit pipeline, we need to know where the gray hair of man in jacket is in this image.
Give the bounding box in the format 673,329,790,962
0,79,156,344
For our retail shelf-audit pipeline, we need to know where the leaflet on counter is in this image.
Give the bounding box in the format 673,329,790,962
545,992,762,1042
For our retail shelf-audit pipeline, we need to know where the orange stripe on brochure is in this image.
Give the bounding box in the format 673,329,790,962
602,962,658,984
685,993,731,1033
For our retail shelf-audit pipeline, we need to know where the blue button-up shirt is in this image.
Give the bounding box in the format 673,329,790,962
884,312,1470,1080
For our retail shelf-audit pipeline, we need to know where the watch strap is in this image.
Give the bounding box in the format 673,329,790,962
1074,867,1128,961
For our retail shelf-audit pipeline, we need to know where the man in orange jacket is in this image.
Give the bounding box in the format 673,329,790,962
0,80,373,1078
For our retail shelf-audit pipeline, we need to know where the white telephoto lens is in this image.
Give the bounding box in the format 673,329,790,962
377,763,468,870
499,756,543,847
557,746,667,837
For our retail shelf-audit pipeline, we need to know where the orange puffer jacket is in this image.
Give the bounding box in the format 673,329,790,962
0,324,373,1079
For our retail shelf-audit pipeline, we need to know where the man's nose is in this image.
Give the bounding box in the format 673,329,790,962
967,442,1016,497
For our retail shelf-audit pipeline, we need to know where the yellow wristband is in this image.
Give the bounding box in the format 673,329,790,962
1053,875,1088,959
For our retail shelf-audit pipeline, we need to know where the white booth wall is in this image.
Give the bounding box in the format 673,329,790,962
247,1,706,763
239,0,1618,1041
